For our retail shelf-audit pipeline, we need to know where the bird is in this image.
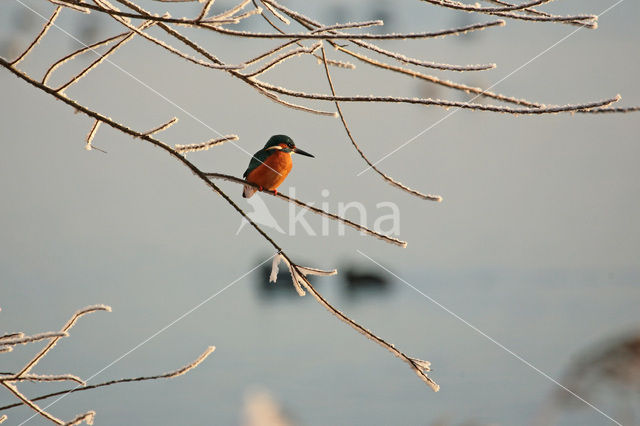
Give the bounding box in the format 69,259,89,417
242,135,314,198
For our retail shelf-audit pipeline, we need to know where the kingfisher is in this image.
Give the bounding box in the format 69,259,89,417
242,134,314,198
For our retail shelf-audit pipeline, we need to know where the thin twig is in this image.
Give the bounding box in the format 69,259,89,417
293,267,439,391
92,0,242,71
244,38,299,66
174,135,239,154
56,20,154,92
85,119,101,151
62,411,95,426
260,0,289,25
447,0,556,12
205,172,408,247
251,9,356,69
274,254,305,296
143,117,178,136
483,0,592,27
262,7,493,72
0,333,24,341
49,0,90,14
244,42,321,78
208,0,250,21
421,0,597,27
351,38,496,72
252,85,339,116
254,81,621,114
42,31,134,85
11,6,62,67
1,382,64,425
207,19,507,40
0,347,215,412
0,332,67,346
335,46,543,107
320,46,442,201
221,7,262,23
195,0,215,21
1,373,85,386
100,0,233,66
17,305,111,377
270,253,337,296
579,106,640,114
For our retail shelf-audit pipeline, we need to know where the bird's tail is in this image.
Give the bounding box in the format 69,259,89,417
243,185,258,198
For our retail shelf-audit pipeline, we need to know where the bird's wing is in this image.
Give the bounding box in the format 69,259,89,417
243,149,269,179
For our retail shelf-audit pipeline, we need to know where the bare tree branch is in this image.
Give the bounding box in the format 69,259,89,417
205,172,408,247
11,6,62,67
319,46,442,201
175,135,239,154
420,0,597,27
56,20,154,92
0,347,215,412
0,332,68,346
18,305,111,377
143,117,178,136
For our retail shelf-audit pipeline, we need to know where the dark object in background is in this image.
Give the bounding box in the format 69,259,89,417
14,7,37,32
557,331,640,405
342,265,391,299
534,330,640,426
254,258,391,301
324,5,350,27
370,2,394,33
78,20,102,45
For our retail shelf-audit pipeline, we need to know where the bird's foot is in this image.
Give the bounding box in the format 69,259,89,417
272,189,278,196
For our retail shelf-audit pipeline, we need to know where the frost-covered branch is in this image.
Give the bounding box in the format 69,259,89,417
320,45,443,201
175,135,239,154
253,80,622,114
10,6,62,67
244,42,321,78
17,305,111,377
0,373,85,386
0,332,68,346
56,20,154,93
420,0,598,28
0,305,113,425
143,117,178,136
0,346,215,412
483,0,593,28
205,172,409,247
0,303,215,424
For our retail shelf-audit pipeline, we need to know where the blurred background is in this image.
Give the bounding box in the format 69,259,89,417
0,0,638,424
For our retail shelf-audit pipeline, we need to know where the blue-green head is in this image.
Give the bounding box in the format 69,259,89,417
263,134,314,157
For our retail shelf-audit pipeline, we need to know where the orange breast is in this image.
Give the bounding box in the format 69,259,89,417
246,151,292,191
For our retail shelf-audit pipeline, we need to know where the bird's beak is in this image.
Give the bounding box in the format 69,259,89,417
293,147,314,158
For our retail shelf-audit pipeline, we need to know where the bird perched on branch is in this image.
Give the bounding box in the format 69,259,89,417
242,134,314,198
